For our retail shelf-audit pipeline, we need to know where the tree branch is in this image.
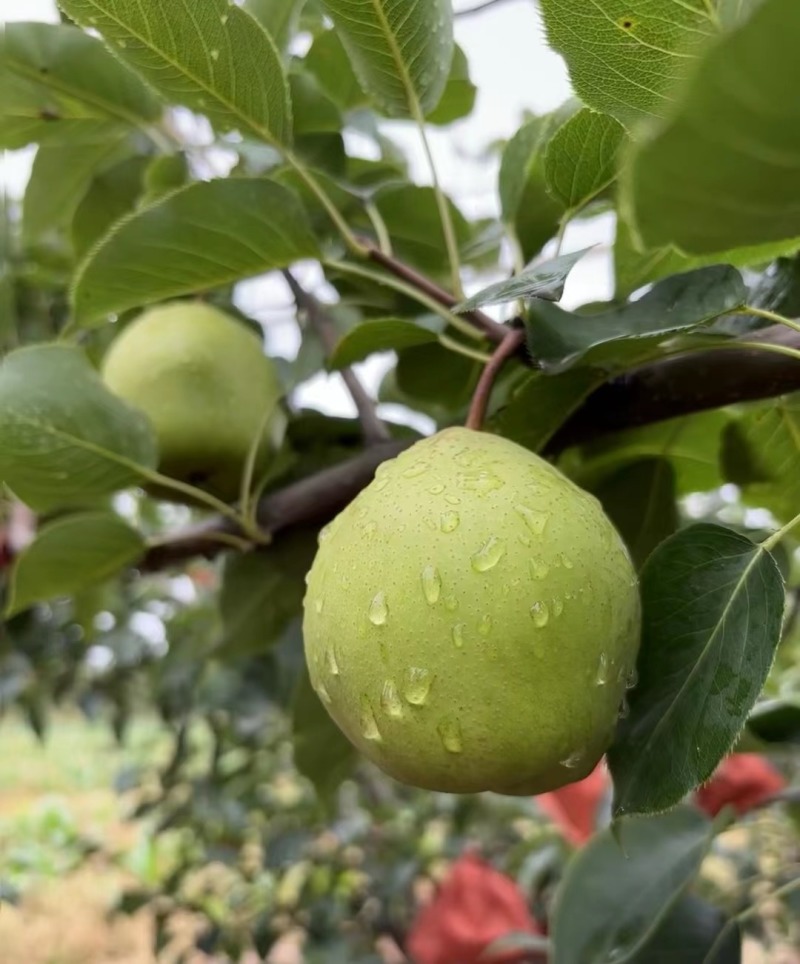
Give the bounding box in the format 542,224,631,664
363,243,507,343
140,325,800,571
466,326,527,430
283,270,391,444
140,441,410,571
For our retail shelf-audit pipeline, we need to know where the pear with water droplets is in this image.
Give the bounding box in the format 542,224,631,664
302,427,640,795
102,301,284,503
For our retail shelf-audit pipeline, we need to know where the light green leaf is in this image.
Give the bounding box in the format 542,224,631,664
57,0,292,146
329,318,439,370
539,0,718,126
498,106,575,260
0,345,157,512
71,177,320,325
22,136,131,244
244,0,305,53
304,30,370,112
1,21,161,143
625,0,800,254
544,108,626,212
456,248,591,312
427,45,477,126
318,0,454,117
0,116,121,150
6,512,144,617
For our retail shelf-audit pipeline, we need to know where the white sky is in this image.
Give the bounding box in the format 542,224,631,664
1,0,612,425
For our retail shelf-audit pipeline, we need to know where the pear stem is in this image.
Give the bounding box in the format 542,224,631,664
465,326,527,431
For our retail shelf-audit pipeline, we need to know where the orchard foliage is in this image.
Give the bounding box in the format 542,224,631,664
1,0,800,961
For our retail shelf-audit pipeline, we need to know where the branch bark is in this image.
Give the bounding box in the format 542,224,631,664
283,270,391,444
466,326,527,430
140,324,800,570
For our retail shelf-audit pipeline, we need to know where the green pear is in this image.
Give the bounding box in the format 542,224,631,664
102,301,284,503
303,427,640,795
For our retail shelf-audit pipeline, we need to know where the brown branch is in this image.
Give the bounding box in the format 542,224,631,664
545,324,800,453
466,326,527,430
140,324,800,571
364,243,507,343
140,441,410,571
283,270,391,445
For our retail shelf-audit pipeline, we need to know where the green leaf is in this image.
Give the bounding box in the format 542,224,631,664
219,534,317,657
747,697,800,745
292,668,357,805
22,136,131,244
426,45,477,126
627,894,741,964
395,341,479,408
609,523,785,816
499,108,572,261
140,153,188,205
1,21,161,140
71,177,319,324
614,215,800,298
721,396,800,523
57,0,292,146
243,0,305,53
625,0,800,254
493,368,604,454
544,108,626,212
527,265,747,372
71,154,148,258
5,511,144,617
456,248,591,312
539,0,718,127
0,116,121,150
593,459,678,570
0,345,157,512
304,29,370,112
551,807,715,964
318,0,454,117
329,318,439,370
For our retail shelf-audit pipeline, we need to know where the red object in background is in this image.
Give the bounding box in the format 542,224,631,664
535,762,610,846
695,753,786,817
407,853,540,964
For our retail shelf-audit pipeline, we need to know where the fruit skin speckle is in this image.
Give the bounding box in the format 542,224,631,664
303,427,641,796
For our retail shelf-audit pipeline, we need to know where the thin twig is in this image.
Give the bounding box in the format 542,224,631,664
466,326,527,431
283,270,391,445
363,243,506,343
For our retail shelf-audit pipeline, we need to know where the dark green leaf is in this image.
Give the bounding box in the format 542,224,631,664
456,248,590,312
219,534,317,657
493,368,603,453
594,459,678,570
609,524,785,816
527,266,747,371
71,154,148,258
747,697,800,745
6,511,144,616
304,30,370,112
0,344,157,512
544,108,626,212
318,0,453,117
141,153,188,204
329,318,439,370
551,807,715,964
627,894,741,964
58,0,292,146
499,108,572,261
395,341,479,408
292,668,357,805
625,0,800,254
72,177,319,324
539,0,718,126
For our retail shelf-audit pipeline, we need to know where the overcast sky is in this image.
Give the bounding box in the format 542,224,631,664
1,0,612,424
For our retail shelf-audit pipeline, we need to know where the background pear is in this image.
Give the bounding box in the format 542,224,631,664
102,301,284,503
303,427,641,795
